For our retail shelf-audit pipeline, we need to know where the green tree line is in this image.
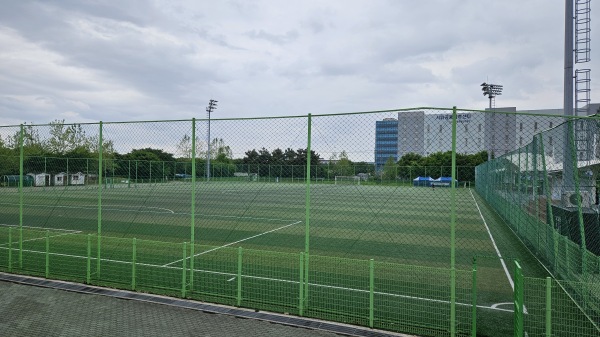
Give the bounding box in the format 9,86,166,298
0,121,487,182
381,151,488,182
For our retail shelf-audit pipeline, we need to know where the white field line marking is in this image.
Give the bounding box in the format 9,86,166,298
469,190,514,291
199,213,297,223
491,302,513,309
0,202,296,223
0,231,82,247
0,224,80,233
162,220,302,267
469,190,529,314
227,277,236,282
139,206,175,214
0,246,514,313
0,202,176,214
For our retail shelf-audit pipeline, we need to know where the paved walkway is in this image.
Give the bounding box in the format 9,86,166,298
0,277,413,337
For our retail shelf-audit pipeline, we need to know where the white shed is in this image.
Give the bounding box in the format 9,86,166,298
54,173,68,186
31,173,50,186
70,172,85,185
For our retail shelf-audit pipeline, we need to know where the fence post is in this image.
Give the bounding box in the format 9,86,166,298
545,277,552,337
513,261,524,337
132,238,137,290
181,242,187,298
135,160,138,187
538,133,558,272
304,114,312,307
299,252,304,316
450,106,458,336
562,119,588,281
471,257,477,337
128,160,131,188
97,121,103,277
86,234,91,283
369,259,374,328
237,247,242,306
8,227,12,272
19,124,23,268
190,118,196,291
45,230,50,278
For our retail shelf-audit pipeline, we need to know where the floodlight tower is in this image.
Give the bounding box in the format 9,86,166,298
206,99,218,182
563,0,592,191
481,82,503,161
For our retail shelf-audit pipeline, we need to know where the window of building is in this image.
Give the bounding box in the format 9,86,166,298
520,123,523,131
478,124,482,132
549,122,553,128
464,125,468,132
427,124,430,132
439,125,442,132
519,137,523,146
534,122,538,131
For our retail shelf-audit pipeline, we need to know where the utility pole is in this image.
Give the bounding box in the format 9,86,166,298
206,99,218,182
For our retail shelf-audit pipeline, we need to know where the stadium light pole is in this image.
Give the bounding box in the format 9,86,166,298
481,82,503,161
206,99,218,182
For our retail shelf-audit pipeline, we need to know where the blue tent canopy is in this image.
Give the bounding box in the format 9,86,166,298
432,176,458,187
413,176,434,187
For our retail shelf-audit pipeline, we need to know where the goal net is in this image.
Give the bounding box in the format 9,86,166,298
334,176,361,185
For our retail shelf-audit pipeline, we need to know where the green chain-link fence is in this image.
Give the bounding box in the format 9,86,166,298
476,111,600,334
0,107,598,336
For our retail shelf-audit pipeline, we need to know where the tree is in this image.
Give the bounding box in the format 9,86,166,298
243,149,259,164
271,148,284,164
120,148,176,179
395,151,486,182
7,124,44,155
397,152,424,179
381,156,397,181
44,120,90,155
333,150,353,176
210,138,233,163
176,134,205,159
125,148,175,163
283,148,296,163
354,161,375,177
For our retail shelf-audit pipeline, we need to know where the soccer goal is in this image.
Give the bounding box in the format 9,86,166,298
334,176,361,185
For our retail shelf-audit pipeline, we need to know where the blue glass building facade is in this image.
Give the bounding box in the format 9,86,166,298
375,118,398,171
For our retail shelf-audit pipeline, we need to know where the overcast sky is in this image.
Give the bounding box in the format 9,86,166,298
0,0,598,126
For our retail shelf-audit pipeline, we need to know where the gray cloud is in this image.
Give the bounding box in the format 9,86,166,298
0,0,597,129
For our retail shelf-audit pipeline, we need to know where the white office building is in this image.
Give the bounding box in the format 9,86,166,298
393,105,598,159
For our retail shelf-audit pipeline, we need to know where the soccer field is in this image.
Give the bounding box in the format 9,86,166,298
0,181,555,336
0,181,532,266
